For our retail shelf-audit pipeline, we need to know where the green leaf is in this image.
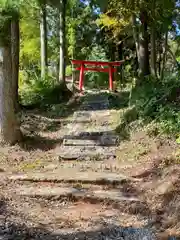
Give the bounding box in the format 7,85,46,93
176,136,180,144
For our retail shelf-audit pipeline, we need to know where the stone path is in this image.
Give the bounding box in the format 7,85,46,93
2,91,157,239
8,170,135,184
8,92,132,202
56,92,118,160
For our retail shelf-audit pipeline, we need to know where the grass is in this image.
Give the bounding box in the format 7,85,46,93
17,159,44,172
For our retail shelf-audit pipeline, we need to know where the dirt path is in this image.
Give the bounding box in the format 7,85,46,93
0,91,179,239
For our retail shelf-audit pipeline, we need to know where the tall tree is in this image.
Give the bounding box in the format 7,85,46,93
160,30,168,79
59,0,66,84
150,0,157,77
40,0,48,79
11,11,20,111
138,9,150,77
0,14,22,144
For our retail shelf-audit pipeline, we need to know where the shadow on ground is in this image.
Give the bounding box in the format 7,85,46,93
0,194,179,240
63,130,119,146
22,114,90,134
21,93,82,119
19,135,63,151
78,91,130,111
0,222,157,240
0,198,155,240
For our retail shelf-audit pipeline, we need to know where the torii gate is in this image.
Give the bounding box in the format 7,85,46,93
71,60,124,91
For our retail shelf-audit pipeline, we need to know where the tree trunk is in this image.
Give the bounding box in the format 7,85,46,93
106,41,115,62
40,0,48,79
56,9,60,83
59,0,66,84
150,0,157,77
0,21,22,144
160,31,168,80
167,46,180,70
11,16,20,112
117,42,124,87
139,10,150,77
132,13,140,66
157,38,163,77
150,24,157,77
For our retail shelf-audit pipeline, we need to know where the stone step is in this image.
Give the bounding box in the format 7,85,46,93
13,185,140,203
8,170,137,185
63,138,118,146
80,105,109,111
71,112,110,122
83,98,108,104
65,128,116,135
56,146,117,160
58,153,116,161
65,131,117,138
42,162,125,173
73,111,92,119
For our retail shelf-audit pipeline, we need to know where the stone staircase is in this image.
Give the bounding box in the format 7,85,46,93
3,91,157,239
56,92,119,161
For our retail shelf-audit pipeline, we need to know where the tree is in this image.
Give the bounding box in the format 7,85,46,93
59,0,66,84
0,10,22,144
138,9,150,77
40,0,48,78
11,11,20,111
150,0,157,77
96,0,177,79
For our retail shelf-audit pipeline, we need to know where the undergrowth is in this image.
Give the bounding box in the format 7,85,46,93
129,75,180,137
19,74,72,108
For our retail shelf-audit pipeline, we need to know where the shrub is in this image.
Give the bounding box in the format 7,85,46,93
19,73,72,107
131,75,180,136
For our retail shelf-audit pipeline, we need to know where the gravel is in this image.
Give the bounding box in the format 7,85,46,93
0,222,157,240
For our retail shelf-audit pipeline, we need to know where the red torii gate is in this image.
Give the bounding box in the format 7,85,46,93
71,60,124,91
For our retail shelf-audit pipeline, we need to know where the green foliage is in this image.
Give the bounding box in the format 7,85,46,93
176,135,180,144
85,45,109,88
131,75,180,136
0,0,21,44
0,0,26,36
66,0,99,60
20,0,40,68
19,74,54,106
0,0,21,15
66,65,72,76
19,73,71,107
